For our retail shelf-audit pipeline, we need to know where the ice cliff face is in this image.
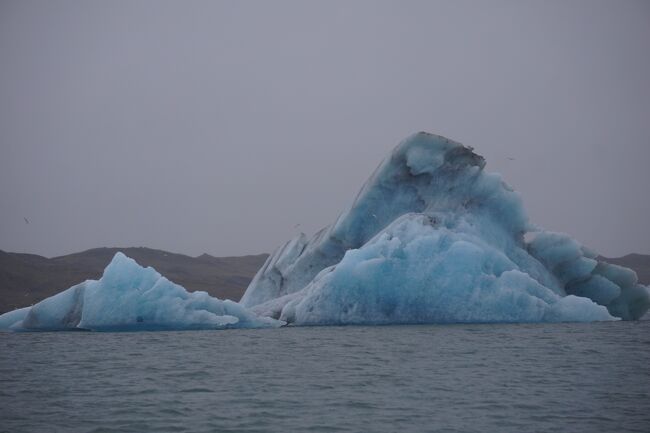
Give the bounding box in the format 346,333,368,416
0,253,281,332
242,132,649,324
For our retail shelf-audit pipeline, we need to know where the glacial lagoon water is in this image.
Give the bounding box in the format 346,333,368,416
1,321,649,433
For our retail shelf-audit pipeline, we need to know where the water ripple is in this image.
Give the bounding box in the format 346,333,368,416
1,322,649,432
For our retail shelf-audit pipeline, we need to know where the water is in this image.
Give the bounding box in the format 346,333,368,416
1,321,649,433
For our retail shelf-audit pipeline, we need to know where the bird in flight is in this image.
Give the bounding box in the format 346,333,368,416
507,157,515,161
23,217,29,224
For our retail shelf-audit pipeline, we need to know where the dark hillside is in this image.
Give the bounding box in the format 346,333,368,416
599,253,650,286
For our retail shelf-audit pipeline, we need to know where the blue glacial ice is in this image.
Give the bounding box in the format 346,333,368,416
0,252,282,331
1,131,648,331
243,132,649,324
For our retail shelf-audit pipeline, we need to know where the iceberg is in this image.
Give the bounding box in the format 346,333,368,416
0,252,282,331
1,132,647,331
242,132,649,324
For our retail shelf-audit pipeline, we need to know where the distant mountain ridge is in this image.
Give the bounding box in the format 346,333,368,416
0,247,268,314
0,247,647,315
598,253,650,287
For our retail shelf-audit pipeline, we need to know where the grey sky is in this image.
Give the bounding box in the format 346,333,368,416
1,0,649,258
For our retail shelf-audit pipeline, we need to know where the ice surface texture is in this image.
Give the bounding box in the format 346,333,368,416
0,253,281,331
243,132,649,324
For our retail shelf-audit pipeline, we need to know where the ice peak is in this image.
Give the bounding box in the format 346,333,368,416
242,132,649,323
0,252,283,332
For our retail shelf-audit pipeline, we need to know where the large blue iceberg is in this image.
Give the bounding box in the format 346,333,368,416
1,132,648,332
242,132,649,324
0,252,281,331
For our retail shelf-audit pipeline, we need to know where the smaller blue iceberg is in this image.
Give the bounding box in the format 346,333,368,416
0,252,282,332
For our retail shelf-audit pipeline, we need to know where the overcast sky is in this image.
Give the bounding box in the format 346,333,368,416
1,0,649,258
